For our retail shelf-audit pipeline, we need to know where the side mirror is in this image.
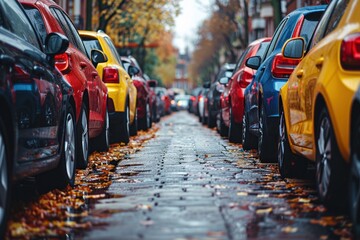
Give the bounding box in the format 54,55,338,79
44,32,69,56
219,77,229,85
203,81,210,88
91,49,108,67
128,65,140,77
148,80,157,88
245,56,261,70
282,37,305,59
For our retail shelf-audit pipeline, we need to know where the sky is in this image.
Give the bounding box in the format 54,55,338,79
173,0,211,54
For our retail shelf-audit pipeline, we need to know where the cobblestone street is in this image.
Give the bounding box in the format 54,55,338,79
80,111,350,240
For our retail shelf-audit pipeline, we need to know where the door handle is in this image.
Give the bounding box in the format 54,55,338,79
315,57,324,69
296,69,304,79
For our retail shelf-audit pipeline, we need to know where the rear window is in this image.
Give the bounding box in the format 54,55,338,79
255,41,270,58
24,8,47,47
300,12,324,49
82,38,103,57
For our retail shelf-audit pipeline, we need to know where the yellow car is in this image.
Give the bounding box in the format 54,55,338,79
80,30,137,144
278,0,360,209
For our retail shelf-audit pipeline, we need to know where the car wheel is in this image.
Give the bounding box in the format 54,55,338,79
95,107,110,152
350,113,360,236
219,110,228,137
37,104,76,191
278,110,307,178
316,108,346,208
207,110,216,128
138,102,151,131
119,103,130,144
76,104,89,169
228,106,242,143
0,116,10,239
242,112,257,150
258,104,276,163
130,107,138,136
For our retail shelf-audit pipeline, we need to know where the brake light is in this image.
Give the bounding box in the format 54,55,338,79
238,70,253,88
292,15,304,37
272,53,301,78
341,33,360,70
103,67,119,83
55,53,70,73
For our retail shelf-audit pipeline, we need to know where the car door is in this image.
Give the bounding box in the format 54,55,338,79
248,18,288,129
52,8,105,131
288,0,341,148
0,0,62,162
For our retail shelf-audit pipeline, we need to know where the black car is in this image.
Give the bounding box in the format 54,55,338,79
206,63,235,128
0,0,76,237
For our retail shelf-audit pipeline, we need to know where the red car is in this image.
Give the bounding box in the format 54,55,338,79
219,37,271,142
121,56,155,130
20,0,109,168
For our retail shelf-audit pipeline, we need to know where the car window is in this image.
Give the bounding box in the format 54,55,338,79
24,8,47,47
310,0,337,47
300,12,323,49
263,18,287,60
234,46,252,72
82,38,103,57
50,7,87,56
324,0,348,35
255,41,270,58
0,0,40,49
104,37,122,65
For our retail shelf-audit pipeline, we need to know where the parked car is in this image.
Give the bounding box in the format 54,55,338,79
0,0,76,237
144,74,159,123
154,87,168,117
173,94,191,111
121,56,155,130
219,37,271,141
207,63,235,128
79,30,138,143
189,87,202,114
20,0,109,169
198,82,211,124
277,0,357,211
243,5,326,162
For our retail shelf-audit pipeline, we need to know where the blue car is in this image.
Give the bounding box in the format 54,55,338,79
242,5,326,162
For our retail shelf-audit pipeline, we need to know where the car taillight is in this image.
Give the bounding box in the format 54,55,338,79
55,53,70,73
272,53,301,78
103,67,119,83
341,33,360,70
238,70,253,88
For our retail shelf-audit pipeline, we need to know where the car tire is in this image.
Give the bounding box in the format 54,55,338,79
242,112,257,150
219,110,228,137
350,113,360,236
0,116,10,239
228,106,242,143
37,104,76,191
95,107,110,152
278,110,307,178
76,103,89,169
130,107,138,136
258,104,276,163
119,103,130,144
207,111,216,128
138,102,151,131
316,108,347,208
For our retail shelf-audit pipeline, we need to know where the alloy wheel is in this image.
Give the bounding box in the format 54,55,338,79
316,115,332,199
0,132,7,226
81,108,89,162
278,112,286,170
65,112,75,180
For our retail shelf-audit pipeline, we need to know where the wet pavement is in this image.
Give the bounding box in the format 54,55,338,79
77,111,352,240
